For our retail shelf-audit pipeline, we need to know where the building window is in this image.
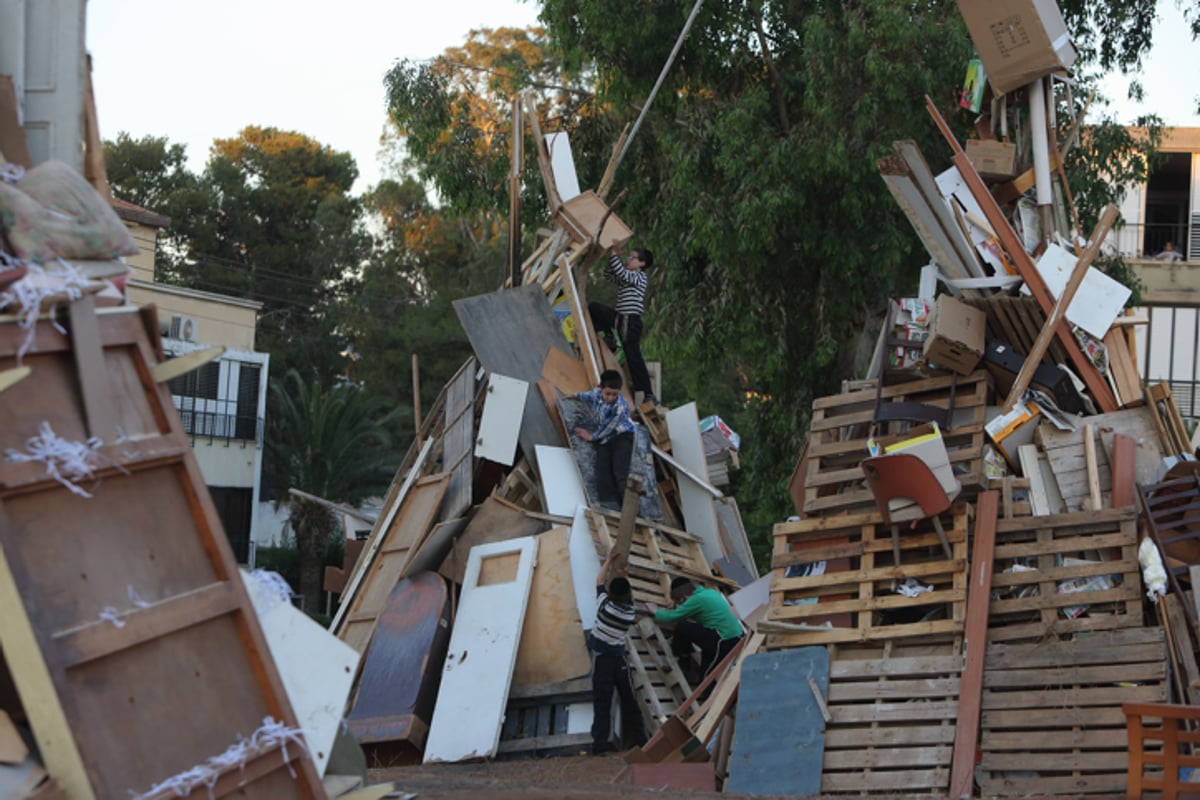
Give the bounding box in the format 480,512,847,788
167,355,263,443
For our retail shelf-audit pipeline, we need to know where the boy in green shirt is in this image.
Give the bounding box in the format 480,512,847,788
648,577,744,688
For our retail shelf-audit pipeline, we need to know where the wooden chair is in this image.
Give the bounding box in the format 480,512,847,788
1123,701,1200,800
861,453,956,564
1137,473,1200,644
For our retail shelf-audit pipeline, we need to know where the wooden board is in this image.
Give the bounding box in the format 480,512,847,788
725,647,830,796
1034,423,1112,513
345,572,451,764
424,537,538,763
337,473,451,654
977,627,1168,797
453,285,575,466
819,645,960,794
0,307,323,799
441,358,477,520
987,508,1143,643
666,403,723,566
803,371,989,517
512,527,591,688
767,508,969,648
541,346,590,397
440,497,547,586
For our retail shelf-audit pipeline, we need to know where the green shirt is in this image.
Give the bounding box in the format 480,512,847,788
654,586,743,640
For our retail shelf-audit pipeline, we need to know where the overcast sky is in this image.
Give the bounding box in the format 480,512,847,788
87,0,541,193
87,0,1196,198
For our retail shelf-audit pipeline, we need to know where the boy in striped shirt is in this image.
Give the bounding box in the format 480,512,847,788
589,246,655,405
587,548,647,755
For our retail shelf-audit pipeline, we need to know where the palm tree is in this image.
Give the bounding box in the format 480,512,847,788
265,369,400,613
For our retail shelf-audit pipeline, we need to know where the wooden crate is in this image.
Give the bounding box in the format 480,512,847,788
978,627,1169,797
987,508,1143,643
766,507,969,647
0,304,323,798
819,643,961,795
802,372,989,517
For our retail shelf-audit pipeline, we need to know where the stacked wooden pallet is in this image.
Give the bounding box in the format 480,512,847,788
801,371,989,517
766,507,969,648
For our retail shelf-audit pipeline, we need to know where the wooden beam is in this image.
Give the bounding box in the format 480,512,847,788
522,91,563,215
613,475,643,572
508,96,524,287
950,490,998,800
1000,205,1118,411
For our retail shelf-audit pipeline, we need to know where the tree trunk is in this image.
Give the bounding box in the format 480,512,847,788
291,499,334,616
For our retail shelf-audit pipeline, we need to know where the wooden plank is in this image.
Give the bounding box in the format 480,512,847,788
950,490,997,800
424,537,538,763
67,295,121,441
338,473,451,654
512,527,591,688
441,358,476,520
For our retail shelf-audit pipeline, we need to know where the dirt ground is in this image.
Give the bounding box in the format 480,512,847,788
367,752,786,799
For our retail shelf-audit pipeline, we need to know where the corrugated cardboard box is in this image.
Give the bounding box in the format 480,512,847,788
956,0,1077,95
965,139,1017,181
923,295,985,375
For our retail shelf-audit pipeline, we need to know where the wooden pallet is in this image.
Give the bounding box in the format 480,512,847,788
627,618,694,735
499,678,593,758
967,294,1071,368
977,626,1169,797
987,508,1143,644
584,509,721,606
803,372,989,517
766,507,969,647
819,642,961,795
0,304,324,798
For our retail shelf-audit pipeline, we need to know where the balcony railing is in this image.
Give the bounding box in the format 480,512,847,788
174,398,263,444
1112,222,1191,261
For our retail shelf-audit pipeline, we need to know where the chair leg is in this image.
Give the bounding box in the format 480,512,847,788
931,515,952,559
891,524,901,565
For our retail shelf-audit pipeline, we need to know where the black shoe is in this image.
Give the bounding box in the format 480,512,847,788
591,741,616,756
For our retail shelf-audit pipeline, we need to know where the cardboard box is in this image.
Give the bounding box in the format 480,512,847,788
984,400,1043,470
956,0,1078,95
923,295,985,375
965,139,1017,181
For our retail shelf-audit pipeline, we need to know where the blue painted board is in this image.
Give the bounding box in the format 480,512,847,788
726,647,831,797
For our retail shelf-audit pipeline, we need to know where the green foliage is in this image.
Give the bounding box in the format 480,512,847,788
265,368,400,611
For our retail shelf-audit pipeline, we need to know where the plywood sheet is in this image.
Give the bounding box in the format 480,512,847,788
441,497,547,585
726,648,830,796
512,527,591,688
542,346,590,396
453,285,574,465
667,403,723,565
338,473,451,654
0,307,322,799
424,537,538,763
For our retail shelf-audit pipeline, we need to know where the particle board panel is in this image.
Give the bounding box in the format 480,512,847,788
977,627,1169,797
424,537,538,763
0,307,322,799
726,647,830,797
987,508,1143,643
512,527,591,689
453,285,575,466
819,647,961,795
803,371,989,517
767,508,969,648
337,473,451,654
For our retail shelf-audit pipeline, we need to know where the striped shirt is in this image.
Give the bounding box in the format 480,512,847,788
590,585,636,655
606,253,648,316
575,388,635,444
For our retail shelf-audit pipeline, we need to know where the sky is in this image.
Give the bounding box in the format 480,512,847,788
87,0,1196,201
86,0,541,193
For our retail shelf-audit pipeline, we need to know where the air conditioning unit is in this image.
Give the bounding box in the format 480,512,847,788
168,315,199,342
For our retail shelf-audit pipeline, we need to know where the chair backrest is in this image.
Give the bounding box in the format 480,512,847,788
861,453,953,524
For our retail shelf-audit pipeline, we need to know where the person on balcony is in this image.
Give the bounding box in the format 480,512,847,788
1155,241,1183,262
